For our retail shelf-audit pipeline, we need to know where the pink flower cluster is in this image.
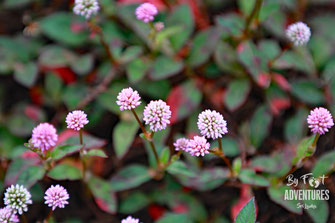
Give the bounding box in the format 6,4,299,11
173,138,190,152
307,107,334,135
44,185,69,211
143,100,171,132
116,87,141,111
0,207,19,223
286,22,311,46
135,3,158,23
188,136,210,157
121,216,139,223
66,110,89,131
197,110,228,139
31,123,58,152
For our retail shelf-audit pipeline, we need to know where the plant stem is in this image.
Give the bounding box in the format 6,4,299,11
243,0,263,38
131,109,147,135
218,137,223,152
79,129,87,181
130,109,160,167
209,149,233,176
45,209,53,222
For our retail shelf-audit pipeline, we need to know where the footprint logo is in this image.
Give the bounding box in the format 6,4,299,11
309,177,320,188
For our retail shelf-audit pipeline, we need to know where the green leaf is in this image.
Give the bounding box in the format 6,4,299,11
238,169,270,187
4,157,39,186
250,105,272,148
234,197,256,223
16,165,46,188
167,80,202,123
225,79,251,111
238,0,255,16
187,27,222,67
13,62,38,87
50,145,82,161
113,120,139,159
70,54,94,76
305,199,329,223
267,185,302,214
284,108,308,143
312,150,335,177
4,0,33,8
177,167,229,191
38,45,76,67
119,46,143,64
119,192,150,214
45,73,63,103
214,42,243,75
86,149,108,158
291,80,324,105
150,56,184,80
48,164,82,180
160,147,170,165
126,58,149,84
167,161,196,178
215,13,244,37
156,213,192,223
110,164,151,191
88,176,117,214
238,41,269,82
166,4,194,52
40,12,88,46
294,135,315,164
62,83,88,109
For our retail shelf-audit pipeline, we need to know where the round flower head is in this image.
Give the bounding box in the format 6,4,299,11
66,110,89,131
121,216,139,223
286,22,311,46
154,22,164,32
174,138,190,152
188,136,210,157
0,207,19,223
31,123,58,153
44,185,69,211
4,185,32,215
116,87,141,111
197,110,228,139
307,107,334,135
135,3,158,23
73,0,100,19
143,100,171,132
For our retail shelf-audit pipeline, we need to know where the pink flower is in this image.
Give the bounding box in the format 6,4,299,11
116,87,141,111
143,100,171,132
188,136,210,157
31,123,58,152
44,185,69,211
286,22,311,46
66,110,89,131
197,110,228,139
121,216,139,223
173,138,190,152
307,107,334,135
0,207,19,223
154,22,164,32
135,3,158,23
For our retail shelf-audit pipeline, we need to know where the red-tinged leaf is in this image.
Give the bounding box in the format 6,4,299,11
269,97,291,116
167,81,202,124
70,22,85,33
257,73,271,88
48,67,76,84
231,185,258,221
272,73,291,91
88,176,117,214
177,0,209,29
148,204,166,220
24,105,45,122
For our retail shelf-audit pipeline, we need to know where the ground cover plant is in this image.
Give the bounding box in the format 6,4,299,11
0,0,335,222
